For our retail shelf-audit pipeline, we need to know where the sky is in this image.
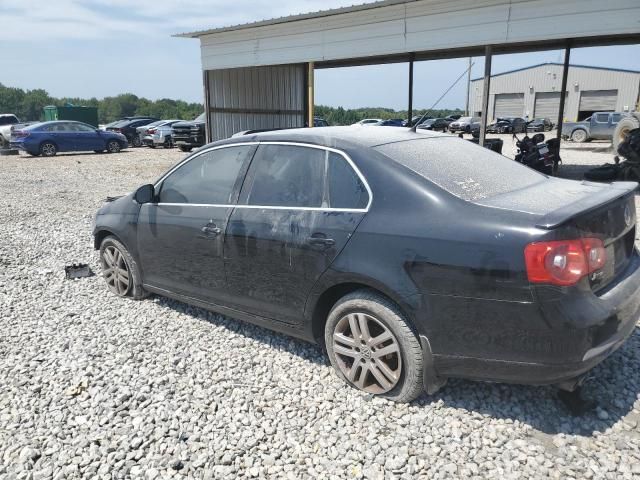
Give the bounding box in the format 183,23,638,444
2,0,639,111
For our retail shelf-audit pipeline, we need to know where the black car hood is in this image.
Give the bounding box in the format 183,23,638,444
97,192,137,216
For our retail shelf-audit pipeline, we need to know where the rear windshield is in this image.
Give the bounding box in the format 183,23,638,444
0,116,18,126
374,138,545,202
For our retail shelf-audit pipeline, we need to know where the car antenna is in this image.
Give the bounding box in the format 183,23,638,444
410,61,475,132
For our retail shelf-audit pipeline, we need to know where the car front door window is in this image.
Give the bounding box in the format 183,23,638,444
137,145,255,301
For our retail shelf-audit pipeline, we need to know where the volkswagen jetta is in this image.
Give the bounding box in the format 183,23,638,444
93,127,640,402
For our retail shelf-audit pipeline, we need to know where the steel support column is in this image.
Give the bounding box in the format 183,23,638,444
307,62,315,127
203,70,212,143
408,54,414,124
479,46,492,147
556,44,571,143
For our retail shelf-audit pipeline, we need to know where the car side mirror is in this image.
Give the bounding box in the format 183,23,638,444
134,184,155,204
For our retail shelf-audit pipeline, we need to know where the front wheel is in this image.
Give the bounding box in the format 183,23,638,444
132,136,142,147
178,145,192,152
99,236,148,299
40,142,57,157
325,290,424,403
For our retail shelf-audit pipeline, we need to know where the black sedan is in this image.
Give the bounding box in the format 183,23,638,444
417,118,450,132
93,127,640,402
527,117,554,132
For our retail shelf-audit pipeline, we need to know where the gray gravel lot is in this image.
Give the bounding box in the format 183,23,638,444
1,143,640,479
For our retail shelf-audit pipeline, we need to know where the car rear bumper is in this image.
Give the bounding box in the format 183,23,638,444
431,250,640,386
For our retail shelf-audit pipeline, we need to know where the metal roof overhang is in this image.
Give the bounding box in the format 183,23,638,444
176,0,640,71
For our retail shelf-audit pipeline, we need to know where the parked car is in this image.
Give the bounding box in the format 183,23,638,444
375,119,405,127
11,120,128,156
445,114,462,122
93,126,640,403
448,116,479,133
142,120,182,148
313,117,329,127
417,118,449,132
527,118,554,132
172,113,206,152
352,119,383,126
107,117,159,147
484,117,527,134
135,120,166,144
102,116,159,131
0,114,36,147
562,112,626,143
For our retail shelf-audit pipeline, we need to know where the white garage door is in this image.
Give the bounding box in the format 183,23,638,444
579,90,618,111
494,93,525,118
534,92,561,119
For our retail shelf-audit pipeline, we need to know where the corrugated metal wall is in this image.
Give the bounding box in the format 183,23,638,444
208,64,306,141
470,64,640,122
196,0,640,70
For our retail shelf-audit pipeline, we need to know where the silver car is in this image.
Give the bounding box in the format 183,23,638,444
142,120,182,148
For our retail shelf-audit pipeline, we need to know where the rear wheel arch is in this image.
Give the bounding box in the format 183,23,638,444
310,281,418,345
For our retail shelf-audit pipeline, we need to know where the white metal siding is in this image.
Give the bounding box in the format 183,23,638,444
578,90,618,111
494,93,525,118
195,0,640,70
534,92,561,119
208,65,306,141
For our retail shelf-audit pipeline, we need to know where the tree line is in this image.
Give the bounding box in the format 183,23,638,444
0,83,203,124
0,83,464,126
314,105,465,125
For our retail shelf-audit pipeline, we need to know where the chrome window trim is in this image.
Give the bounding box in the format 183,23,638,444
153,141,372,213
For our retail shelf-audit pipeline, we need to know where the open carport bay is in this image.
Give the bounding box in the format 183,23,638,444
1,146,640,478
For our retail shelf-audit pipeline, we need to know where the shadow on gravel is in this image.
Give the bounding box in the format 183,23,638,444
557,163,597,181
416,327,640,437
154,296,326,366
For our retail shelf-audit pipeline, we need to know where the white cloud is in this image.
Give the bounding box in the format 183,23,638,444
0,0,379,41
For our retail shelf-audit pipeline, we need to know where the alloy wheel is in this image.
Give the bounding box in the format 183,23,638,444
41,143,56,156
102,245,130,296
108,141,120,153
332,312,402,394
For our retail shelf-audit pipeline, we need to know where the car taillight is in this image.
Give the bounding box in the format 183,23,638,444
12,130,29,138
524,238,606,286
148,128,156,134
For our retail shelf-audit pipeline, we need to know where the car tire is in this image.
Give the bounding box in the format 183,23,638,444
40,142,57,157
325,290,424,403
179,145,192,152
99,235,149,300
613,115,640,153
106,140,121,153
132,136,142,148
571,129,588,143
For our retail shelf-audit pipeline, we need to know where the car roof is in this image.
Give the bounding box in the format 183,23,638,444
224,126,442,149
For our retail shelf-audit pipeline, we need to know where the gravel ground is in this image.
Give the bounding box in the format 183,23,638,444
1,144,640,480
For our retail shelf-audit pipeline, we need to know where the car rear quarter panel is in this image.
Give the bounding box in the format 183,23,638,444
308,147,542,357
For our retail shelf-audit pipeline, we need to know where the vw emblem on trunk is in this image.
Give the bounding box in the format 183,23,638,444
624,205,632,227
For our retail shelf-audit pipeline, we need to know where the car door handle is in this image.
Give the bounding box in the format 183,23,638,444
201,225,221,236
307,235,335,246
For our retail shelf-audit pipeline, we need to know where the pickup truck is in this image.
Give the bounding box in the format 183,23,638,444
561,112,625,143
0,114,21,147
171,113,206,152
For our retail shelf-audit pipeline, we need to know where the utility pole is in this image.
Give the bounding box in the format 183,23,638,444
465,57,472,116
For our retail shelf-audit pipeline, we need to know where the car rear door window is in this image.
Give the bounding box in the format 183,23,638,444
244,145,325,208
595,113,609,123
158,146,252,204
327,153,369,209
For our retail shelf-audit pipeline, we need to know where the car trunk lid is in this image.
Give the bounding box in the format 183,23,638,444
478,179,637,291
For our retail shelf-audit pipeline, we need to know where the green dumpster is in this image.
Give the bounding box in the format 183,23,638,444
42,105,99,127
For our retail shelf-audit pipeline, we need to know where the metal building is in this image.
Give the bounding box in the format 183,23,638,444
176,0,640,143
469,63,640,122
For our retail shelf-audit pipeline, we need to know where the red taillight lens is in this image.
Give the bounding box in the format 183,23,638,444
148,128,156,134
525,238,606,286
12,130,29,138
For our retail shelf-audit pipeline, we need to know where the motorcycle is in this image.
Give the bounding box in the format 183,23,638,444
513,130,561,175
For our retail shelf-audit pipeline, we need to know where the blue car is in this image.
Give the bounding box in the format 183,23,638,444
10,121,128,157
